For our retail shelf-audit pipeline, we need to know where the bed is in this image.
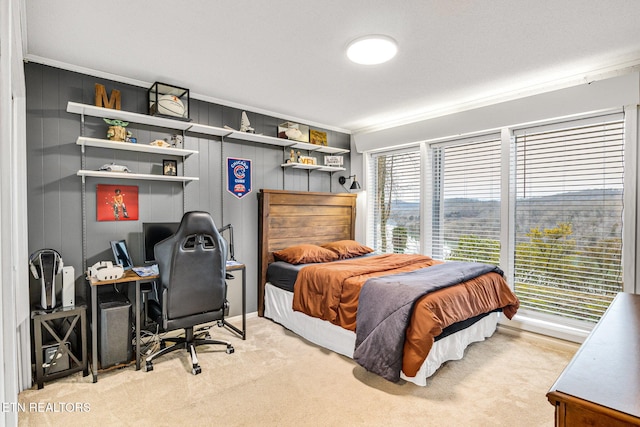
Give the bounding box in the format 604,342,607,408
258,189,519,386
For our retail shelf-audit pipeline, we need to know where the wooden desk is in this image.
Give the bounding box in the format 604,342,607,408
547,292,640,426
88,269,158,382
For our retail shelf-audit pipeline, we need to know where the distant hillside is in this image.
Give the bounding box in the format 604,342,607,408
388,189,623,243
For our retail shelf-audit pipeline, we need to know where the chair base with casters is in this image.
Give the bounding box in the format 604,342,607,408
145,302,234,375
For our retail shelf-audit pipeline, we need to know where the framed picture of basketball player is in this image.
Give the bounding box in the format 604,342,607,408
96,184,139,221
162,159,177,176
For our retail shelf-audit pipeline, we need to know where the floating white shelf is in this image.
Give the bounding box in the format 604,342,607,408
227,131,350,154
186,123,233,138
280,163,345,172
76,137,198,157
67,102,193,131
68,101,350,154
316,165,346,172
287,142,350,154
281,162,322,170
229,131,294,147
77,170,198,182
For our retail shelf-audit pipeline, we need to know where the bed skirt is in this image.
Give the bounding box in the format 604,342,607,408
264,282,499,386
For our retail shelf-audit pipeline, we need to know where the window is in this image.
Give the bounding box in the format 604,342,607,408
430,136,502,264
513,114,624,322
368,149,421,254
371,112,626,328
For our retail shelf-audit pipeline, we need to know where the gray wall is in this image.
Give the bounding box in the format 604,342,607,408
25,63,351,313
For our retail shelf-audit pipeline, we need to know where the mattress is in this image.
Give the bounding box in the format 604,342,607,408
264,282,499,386
266,254,376,292
266,260,307,292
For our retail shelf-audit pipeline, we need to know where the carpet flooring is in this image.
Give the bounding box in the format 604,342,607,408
18,315,577,426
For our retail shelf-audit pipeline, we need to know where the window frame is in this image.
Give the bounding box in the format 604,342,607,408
426,132,503,262
367,146,422,255
509,111,626,325
365,106,638,341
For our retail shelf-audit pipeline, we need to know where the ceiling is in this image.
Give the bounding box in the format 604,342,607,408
22,0,640,134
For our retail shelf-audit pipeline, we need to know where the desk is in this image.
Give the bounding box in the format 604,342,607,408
547,292,640,426
87,269,158,382
31,303,88,389
223,262,246,339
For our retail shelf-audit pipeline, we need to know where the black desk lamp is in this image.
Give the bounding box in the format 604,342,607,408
218,223,235,261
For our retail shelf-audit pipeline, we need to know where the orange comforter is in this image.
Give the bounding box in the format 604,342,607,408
292,254,519,377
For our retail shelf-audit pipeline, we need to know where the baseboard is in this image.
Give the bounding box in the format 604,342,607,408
497,324,580,352
225,311,258,323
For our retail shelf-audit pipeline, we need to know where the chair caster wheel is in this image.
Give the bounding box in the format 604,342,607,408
145,362,153,372
226,346,235,354
192,366,202,375
217,320,223,327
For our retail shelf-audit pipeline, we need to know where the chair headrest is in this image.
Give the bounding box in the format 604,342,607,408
177,211,218,236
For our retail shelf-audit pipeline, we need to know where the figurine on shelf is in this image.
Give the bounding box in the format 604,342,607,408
125,130,136,143
171,134,183,148
240,111,255,134
150,139,171,148
104,118,129,142
289,149,296,163
297,151,301,162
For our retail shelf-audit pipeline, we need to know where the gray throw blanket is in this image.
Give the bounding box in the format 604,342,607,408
353,261,502,382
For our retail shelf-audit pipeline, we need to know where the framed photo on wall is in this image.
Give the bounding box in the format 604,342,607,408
163,159,177,176
96,184,139,221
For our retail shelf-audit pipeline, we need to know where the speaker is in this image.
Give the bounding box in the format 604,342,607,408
62,266,75,308
98,292,132,368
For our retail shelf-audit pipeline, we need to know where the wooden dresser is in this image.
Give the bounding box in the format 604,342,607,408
547,292,640,426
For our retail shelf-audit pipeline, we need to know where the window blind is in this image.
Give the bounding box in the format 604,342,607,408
368,149,421,254
431,137,502,263
513,114,624,322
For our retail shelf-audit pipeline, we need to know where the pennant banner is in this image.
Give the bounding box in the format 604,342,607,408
227,157,252,199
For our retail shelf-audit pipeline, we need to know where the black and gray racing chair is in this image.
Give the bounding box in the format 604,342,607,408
145,211,234,375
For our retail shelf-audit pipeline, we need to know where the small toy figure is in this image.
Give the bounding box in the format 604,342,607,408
240,111,255,133
104,118,129,142
290,149,296,163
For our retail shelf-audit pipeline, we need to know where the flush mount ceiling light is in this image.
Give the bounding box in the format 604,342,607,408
346,35,398,65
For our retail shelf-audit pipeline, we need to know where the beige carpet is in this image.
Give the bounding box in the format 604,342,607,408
18,316,576,427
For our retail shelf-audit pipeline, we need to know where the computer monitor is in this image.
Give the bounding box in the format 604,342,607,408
143,222,180,263
110,239,134,270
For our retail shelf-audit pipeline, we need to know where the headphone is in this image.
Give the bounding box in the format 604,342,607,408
29,249,64,279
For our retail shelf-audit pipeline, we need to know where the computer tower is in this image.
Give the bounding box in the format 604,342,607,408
62,265,75,307
98,291,132,368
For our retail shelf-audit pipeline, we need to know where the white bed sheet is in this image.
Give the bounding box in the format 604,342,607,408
264,282,499,386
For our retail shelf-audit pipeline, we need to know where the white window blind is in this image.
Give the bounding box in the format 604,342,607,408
368,149,421,254
430,136,502,263
513,114,624,323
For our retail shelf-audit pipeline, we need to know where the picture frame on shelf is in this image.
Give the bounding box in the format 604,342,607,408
163,159,178,176
310,129,328,146
324,155,343,166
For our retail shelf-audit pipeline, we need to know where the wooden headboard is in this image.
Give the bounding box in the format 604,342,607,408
257,189,357,316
